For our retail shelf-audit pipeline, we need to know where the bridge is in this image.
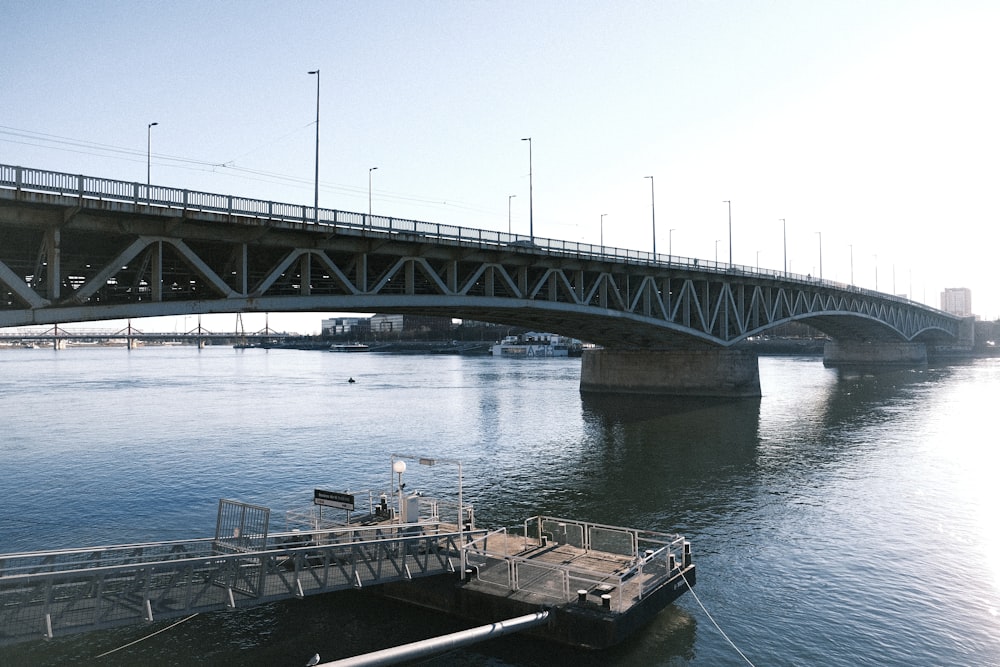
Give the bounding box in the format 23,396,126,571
0,325,298,349
0,164,968,396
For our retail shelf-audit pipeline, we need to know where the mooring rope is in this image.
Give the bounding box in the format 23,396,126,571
679,572,757,667
93,613,199,659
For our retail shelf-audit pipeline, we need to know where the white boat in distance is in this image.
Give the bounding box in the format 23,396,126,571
330,343,370,352
491,332,582,358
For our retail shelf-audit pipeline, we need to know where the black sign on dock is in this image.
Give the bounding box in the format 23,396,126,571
313,489,355,511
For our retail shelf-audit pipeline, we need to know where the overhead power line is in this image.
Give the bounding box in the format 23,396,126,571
0,125,502,219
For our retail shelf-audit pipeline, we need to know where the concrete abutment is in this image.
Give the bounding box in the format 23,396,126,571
579,348,761,398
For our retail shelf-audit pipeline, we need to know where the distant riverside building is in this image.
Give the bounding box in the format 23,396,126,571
321,317,370,337
940,288,972,317
369,314,454,337
323,314,462,339
458,319,503,329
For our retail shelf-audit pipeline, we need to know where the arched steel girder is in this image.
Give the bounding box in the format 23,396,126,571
0,275,958,351
0,197,962,345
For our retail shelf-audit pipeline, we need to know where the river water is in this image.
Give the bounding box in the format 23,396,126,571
1,347,998,666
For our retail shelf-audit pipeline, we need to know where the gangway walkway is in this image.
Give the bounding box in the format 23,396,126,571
0,521,480,645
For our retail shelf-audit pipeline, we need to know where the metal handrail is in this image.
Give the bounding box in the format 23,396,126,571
0,526,487,645
462,518,690,611
0,521,454,578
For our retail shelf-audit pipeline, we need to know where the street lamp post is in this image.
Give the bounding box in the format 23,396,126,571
308,69,320,223
508,194,516,235
715,239,720,262
780,219,787,276
521,138,533,241
368,166,378,227
723,200,732,265
644,176,656,256
600,213,607,250
669,228,675,258
756,250,761,270
146,122,158,192
849,244,854,285
816,231,823,279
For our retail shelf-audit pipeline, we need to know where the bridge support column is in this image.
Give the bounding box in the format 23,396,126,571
823,340,927,366
580,348,761,398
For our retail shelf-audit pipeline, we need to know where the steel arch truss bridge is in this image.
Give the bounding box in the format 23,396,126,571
0,165,961,349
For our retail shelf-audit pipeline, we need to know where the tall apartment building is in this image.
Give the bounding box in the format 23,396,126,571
940,287,972,317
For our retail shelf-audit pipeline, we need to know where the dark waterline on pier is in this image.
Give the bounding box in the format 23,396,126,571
1,348,998,666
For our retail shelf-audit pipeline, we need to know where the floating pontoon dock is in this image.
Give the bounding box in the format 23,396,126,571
0,459,694,654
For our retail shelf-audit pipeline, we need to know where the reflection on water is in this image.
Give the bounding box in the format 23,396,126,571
576,393,762,533
1,350,999,666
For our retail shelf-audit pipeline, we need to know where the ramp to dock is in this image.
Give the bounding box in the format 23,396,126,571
0,520,477,646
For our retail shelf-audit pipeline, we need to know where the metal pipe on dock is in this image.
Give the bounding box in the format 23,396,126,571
319,611,550,666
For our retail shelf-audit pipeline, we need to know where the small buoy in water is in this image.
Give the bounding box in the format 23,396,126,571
306,654,321,666
348,377,356,383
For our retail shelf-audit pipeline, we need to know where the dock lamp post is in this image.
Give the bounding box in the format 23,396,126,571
146,122,158,192
308,69,320,222
417,456,463,544
723,200,732,266
390,454,465,573
368,167,378,227
508,194,516,235
521,138,533,242
423,457,463,577
391,458,407,521
644,176,656,256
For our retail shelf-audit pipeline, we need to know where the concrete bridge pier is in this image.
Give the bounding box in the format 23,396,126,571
822,340,927,366
579,348,761,398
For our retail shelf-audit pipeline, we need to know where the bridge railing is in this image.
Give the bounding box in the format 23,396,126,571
0,164,935,311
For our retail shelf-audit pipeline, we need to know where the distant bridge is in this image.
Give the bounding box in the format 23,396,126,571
0,325,295,349
0,164,968,395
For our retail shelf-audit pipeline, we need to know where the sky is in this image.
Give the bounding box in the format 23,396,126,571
2,0,999,333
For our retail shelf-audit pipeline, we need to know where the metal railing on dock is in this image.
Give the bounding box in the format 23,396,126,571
0,523,483,646
461,516,690,612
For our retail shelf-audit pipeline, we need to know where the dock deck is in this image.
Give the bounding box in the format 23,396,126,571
381,515,696,649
